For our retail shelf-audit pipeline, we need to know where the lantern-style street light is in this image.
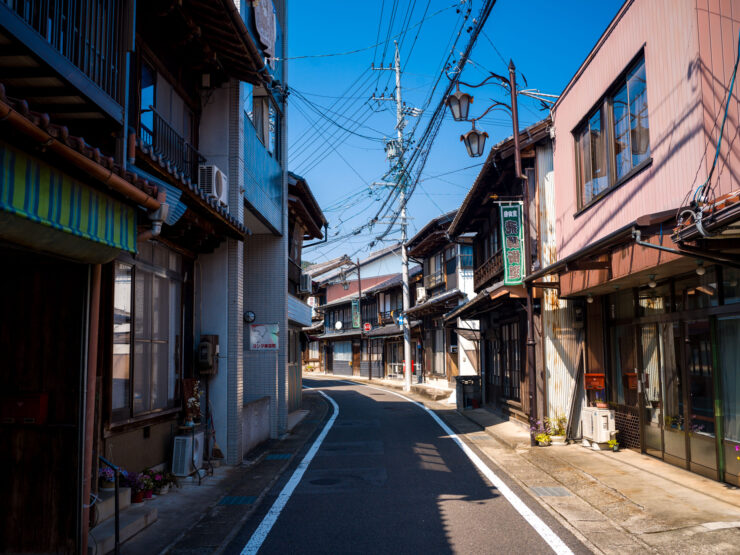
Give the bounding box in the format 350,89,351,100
460,122,488,158
445,83,473,122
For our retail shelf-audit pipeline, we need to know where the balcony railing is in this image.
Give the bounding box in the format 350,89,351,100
424,270,444,290
140,107,205,183
6,0,124,103
474,249,503,291
326,319,353,334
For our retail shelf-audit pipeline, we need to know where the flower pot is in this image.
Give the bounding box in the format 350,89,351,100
595,402,608,409
538,440,551,447
612,445,619,452
100,479,115,491
132,491,145,504
155,484,169,495
550,435,566,446
144,489,153,499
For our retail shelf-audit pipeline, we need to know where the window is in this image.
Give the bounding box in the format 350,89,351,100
113,243,183,420
140,62,155,136
371,339,383,361
361,340,369,361
445,245,457,275
308,341,319,360
333,341,352,362
575,55,650,208
460,245,474,269
244,82,254,126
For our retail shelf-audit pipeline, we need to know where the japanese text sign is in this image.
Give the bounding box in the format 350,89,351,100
500,203,524,285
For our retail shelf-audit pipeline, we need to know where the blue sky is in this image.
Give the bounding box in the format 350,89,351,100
287,0,624,263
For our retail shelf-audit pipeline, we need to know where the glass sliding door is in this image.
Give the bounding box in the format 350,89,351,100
640,323,663,457
661,322,687,465
719,315,740,485
686,319,718,478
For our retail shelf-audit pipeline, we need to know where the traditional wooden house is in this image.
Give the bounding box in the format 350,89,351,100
446,119,557,425
405,211,477,389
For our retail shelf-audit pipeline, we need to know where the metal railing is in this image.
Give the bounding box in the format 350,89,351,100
140,107,205,183
424,270,444,290
6,0,124,103
98,456,120,555
474,249,503,290
326,319,353,333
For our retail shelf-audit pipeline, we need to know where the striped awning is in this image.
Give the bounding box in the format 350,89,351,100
0,142,137,253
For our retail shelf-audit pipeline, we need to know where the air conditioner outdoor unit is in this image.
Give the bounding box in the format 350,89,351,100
299,272,312,293
591,408,617,443
416,287,427,303
172,431,204,476
198,165,228,207
581,407,595,441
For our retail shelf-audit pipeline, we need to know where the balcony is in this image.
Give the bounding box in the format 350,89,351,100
140,107,205,184
424,270,444,290
0,0,125,121
474,249,503,291
326,319,353,334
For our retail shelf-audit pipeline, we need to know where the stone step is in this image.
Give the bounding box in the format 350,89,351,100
95,487,131,525
88,502,157,555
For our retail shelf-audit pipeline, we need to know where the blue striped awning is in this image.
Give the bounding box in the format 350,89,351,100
0,142,137,253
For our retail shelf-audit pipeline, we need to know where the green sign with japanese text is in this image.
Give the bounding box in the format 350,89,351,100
500,203,524,285
352,298,361,328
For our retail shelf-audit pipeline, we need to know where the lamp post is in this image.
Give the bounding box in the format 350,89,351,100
446,60,549,445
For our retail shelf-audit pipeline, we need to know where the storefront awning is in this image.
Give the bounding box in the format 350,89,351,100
444,282,525,321
406,288,465,317
0,142,137,256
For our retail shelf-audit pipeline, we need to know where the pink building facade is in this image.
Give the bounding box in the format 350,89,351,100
537,0,740,485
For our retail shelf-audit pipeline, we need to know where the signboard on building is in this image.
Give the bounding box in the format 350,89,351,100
500,203,524,285
250,323,279,350
351,299,360,328
363,323,371,332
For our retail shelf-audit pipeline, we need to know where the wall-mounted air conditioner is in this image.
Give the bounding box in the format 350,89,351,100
299,272,312,293
198,165,228,208
416,287,427,303
172,431,204,476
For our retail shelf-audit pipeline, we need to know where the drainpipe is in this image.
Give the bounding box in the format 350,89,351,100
0,97,160,211
137,190,169,242
80,263,102,555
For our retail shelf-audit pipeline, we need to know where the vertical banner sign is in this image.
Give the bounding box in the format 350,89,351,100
351,299,361,328
500,203,524,285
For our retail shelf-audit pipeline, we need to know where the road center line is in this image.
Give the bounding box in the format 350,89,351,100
240,389,339,555
339,380,573,555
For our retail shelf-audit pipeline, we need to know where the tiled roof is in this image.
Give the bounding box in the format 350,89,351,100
0,86,158,200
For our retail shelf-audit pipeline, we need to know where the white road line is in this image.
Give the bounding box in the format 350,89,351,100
339,380,574,555
240,389,339,555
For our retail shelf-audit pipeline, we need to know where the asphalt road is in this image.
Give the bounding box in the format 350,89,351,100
223,379,589,555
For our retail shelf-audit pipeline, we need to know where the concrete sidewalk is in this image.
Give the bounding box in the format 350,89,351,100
119,390,328,555
453,406,740,554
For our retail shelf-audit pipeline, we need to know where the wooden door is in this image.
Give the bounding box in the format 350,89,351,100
352,341,361,376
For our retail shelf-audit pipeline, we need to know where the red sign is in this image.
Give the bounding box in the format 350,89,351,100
363,323,371,332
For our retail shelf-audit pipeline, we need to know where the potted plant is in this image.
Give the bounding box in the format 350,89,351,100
607,439,619,452
123,471,145,503
546,415,568,445
185,380,201,426
535,432,551,446
531,419,551,446
140,474,154,499
99,466,116,490
595,390,608,409
149,470,169,495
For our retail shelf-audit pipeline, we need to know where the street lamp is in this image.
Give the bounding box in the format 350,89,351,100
460,122,489,158
445,84,473,122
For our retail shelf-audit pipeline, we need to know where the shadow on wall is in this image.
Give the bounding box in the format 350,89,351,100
243,396,271,457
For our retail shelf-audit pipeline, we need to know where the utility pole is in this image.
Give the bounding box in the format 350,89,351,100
372,41,416,392
508,60,538,442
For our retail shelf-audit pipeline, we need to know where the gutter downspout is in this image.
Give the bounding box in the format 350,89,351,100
0,98,161,211
80,263,101,555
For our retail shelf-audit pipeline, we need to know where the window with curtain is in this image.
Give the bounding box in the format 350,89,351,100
720,316,740,442
333,341,352,362
113,242,183,420
308,341,319,360
575,54,650,209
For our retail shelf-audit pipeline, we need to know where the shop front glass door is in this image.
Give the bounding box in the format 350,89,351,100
686,319,718,476
640,323,663,457
661,322,687,464
719,315,740,485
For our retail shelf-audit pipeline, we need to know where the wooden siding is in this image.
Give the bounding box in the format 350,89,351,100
552,0,739,259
